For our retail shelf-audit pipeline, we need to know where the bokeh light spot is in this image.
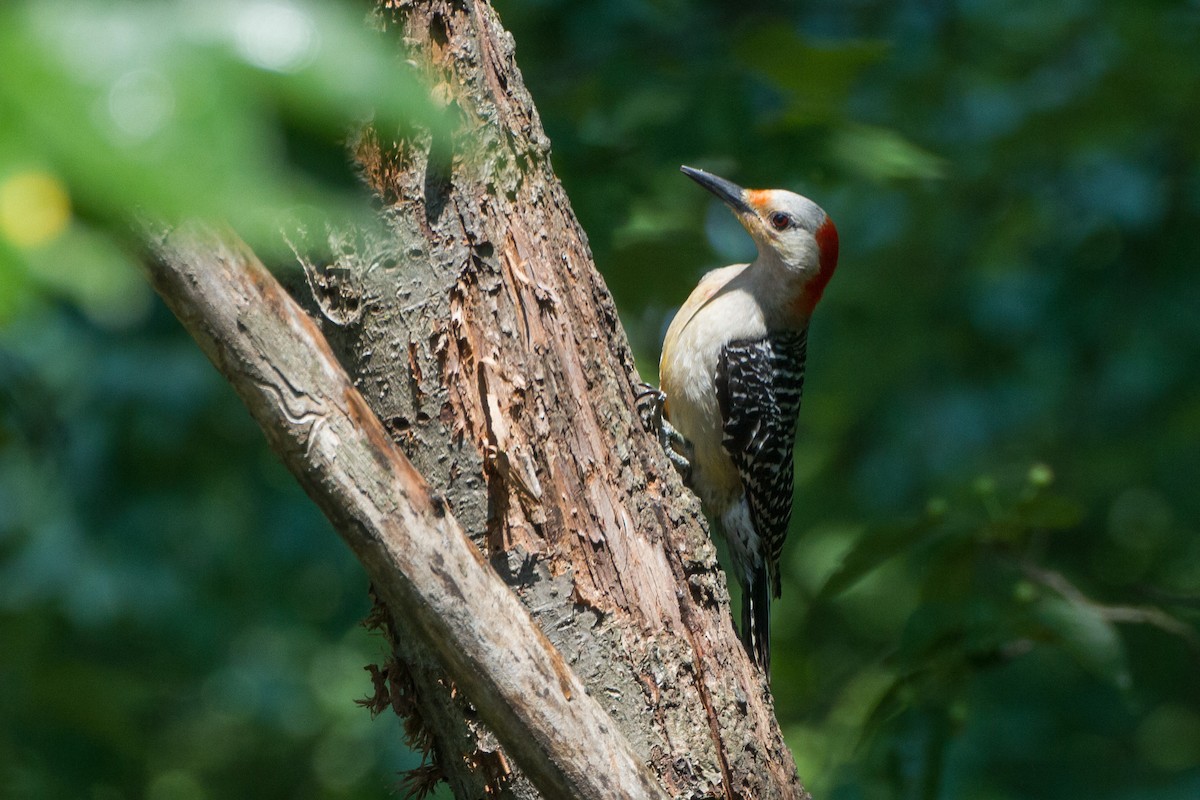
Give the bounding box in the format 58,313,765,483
233,1,319,74
108,69,176,143
1136,704,1200,772
0,171,71,248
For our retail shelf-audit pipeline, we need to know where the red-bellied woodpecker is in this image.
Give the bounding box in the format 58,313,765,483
642,165,839,674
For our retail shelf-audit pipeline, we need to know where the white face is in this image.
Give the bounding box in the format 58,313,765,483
680,165,838,290
739,188,832,274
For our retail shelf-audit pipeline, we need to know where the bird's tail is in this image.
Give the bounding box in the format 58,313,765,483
741,564,772,678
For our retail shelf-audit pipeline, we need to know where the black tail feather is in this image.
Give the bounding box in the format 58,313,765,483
740,566,772,680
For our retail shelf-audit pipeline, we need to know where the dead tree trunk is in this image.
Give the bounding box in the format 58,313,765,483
145,224,670,800
150,0,810,798
324,2,806,797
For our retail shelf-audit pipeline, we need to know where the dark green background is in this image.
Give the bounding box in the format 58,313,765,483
2,1,1198,797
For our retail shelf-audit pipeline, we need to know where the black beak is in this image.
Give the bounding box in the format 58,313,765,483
680,165,752,214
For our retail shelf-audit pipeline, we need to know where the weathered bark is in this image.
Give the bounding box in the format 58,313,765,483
141,0,810,797
284,1,809,798
143,224,667,800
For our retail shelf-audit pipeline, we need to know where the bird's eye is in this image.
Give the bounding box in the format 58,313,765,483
769,212,792,231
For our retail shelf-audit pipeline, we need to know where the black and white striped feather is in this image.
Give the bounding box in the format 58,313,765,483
714,328,809,596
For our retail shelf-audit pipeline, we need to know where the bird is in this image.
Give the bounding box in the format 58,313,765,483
642,165,839,674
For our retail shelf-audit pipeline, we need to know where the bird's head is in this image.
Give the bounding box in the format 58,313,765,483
681,165,838,316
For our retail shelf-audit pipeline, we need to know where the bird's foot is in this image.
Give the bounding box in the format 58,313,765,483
634,381,693,482
634,381,665,431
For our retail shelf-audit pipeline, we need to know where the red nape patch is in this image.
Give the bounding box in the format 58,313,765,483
816,216,839,276
793,215,840,317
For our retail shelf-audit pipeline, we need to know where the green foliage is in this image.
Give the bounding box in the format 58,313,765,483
0,0,438,325
3,0,1200,798
0,1,441,797
503,0,1200,797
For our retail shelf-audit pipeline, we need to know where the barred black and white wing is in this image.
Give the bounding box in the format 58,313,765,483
714,329,809,595
714,329,808,670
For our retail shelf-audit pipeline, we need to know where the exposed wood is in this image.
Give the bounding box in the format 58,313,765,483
142,223,669,800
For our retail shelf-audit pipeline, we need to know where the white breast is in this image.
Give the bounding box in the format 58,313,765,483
659,264,769,513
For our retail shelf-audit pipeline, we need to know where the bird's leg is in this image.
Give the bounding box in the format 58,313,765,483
634,381,693,482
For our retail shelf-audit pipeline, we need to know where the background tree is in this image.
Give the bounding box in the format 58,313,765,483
2,1,1200,799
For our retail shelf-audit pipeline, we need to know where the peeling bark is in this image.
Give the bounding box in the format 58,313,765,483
280,1,811,798
143,224,669,800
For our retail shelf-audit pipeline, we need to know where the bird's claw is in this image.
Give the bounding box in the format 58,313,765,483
634,381,693,482
634,380,665,430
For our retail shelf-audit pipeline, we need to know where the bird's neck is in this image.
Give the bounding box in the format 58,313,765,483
747,253,818,330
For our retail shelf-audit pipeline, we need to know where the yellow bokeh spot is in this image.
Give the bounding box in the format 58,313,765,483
0,171,72,248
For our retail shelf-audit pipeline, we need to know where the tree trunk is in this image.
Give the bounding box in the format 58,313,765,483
307,2,809,798
144,223,668,800
154,0,810,797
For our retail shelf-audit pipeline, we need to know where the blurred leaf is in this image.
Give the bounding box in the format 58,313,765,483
1135,704,1200,772
1018,491,1085,530
978,517,1026,544
828,123,946,182
0,0,442,264
817,518,930,600
1034,594,1131,690
857,673,911,750
895,603,971,668
734,25,889,125
0,240,36,322
22,223,150,327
